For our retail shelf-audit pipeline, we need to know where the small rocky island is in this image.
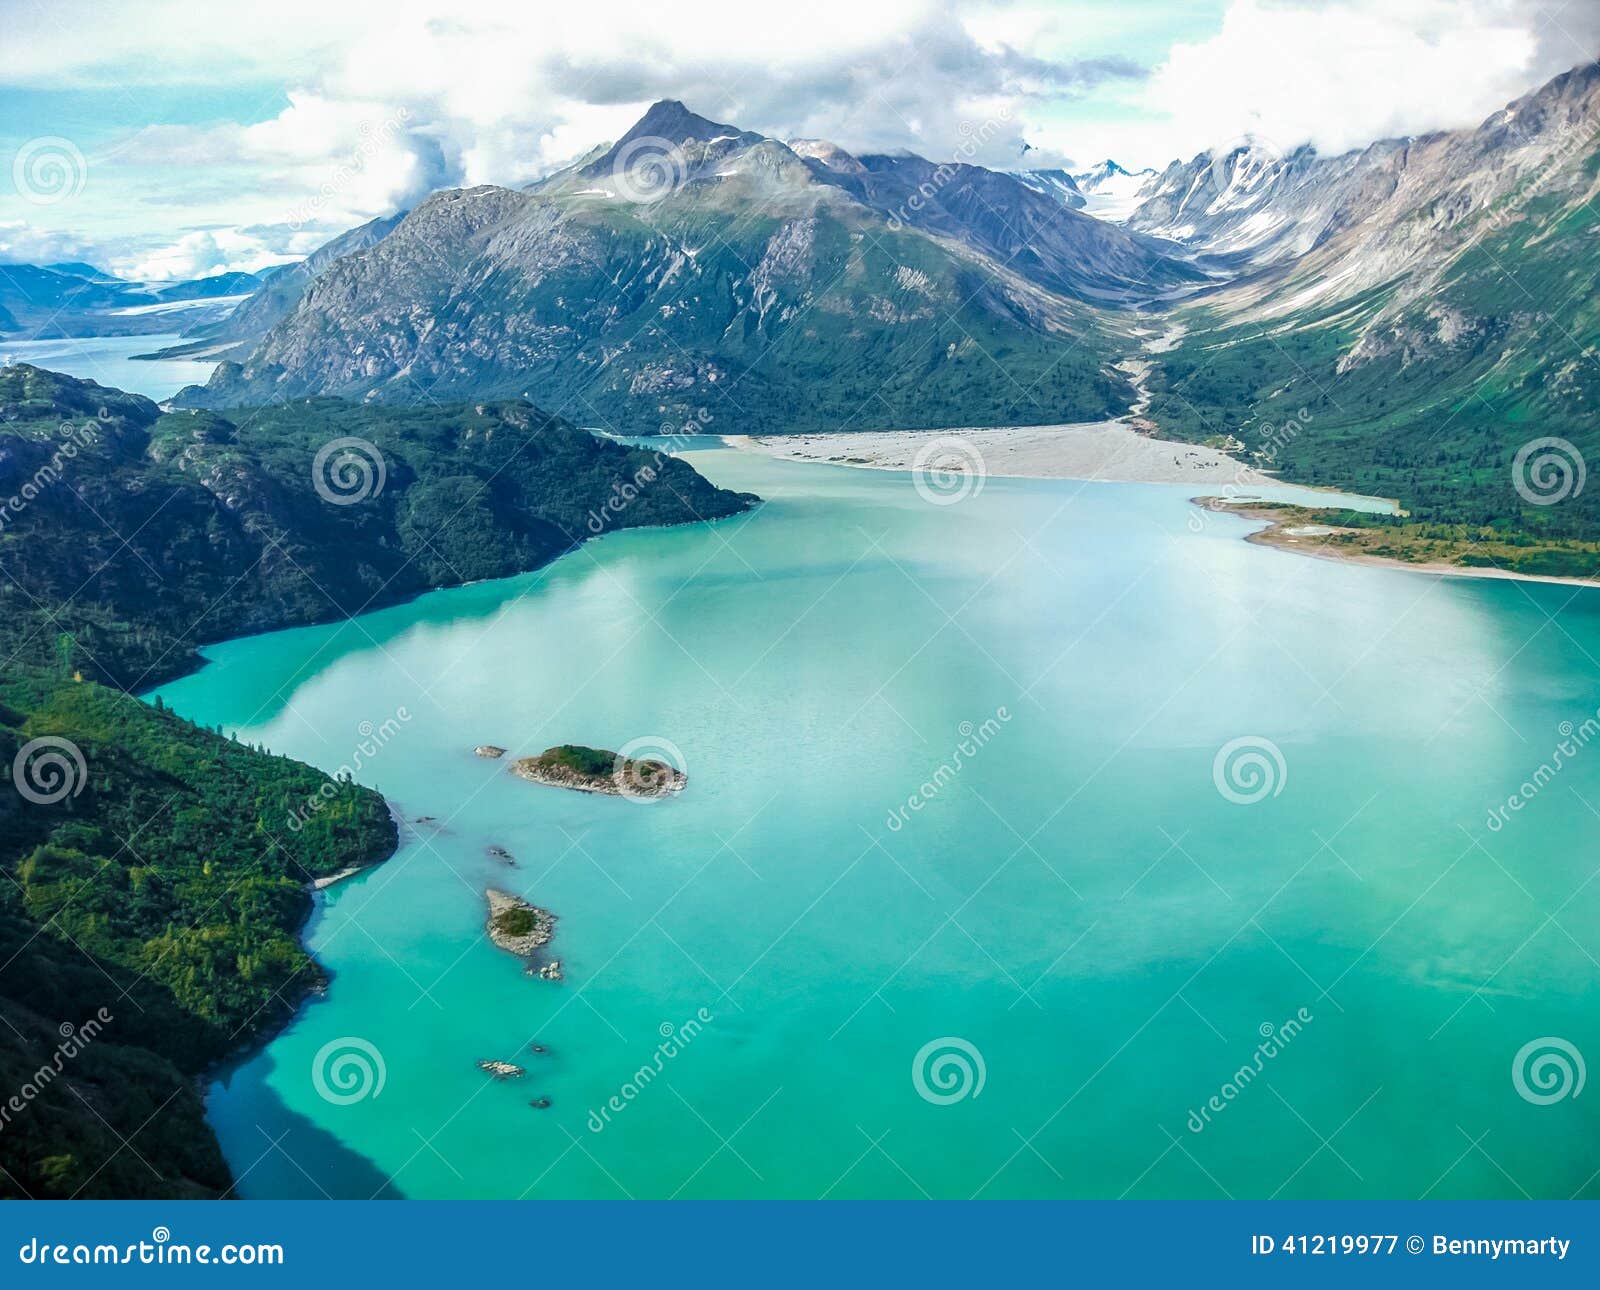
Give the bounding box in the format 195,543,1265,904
474,745,507,759
509,744,687,799
486,888,555,956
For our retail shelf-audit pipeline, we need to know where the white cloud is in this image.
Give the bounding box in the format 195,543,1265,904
0,221,95,265
1,0,1594,274
1050,0,1600,168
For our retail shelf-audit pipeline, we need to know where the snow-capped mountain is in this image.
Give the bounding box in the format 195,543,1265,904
1008,168,1086,209
1127,58,1600,304
1069,160,1158,221
179,100,1204,430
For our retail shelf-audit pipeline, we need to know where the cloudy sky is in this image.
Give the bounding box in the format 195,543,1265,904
1,0,1595,280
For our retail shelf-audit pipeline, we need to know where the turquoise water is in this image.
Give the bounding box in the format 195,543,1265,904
0,334,215,400
152,445,1600,1200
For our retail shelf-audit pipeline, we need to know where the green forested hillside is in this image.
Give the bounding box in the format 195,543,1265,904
1146,153,1600,574
0,365,754,688
0,674,397,1197
0,365,754,1196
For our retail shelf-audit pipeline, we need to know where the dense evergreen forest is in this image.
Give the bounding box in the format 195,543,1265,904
0,364,755,1195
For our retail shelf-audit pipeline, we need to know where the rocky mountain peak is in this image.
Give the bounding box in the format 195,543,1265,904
616,99,759,148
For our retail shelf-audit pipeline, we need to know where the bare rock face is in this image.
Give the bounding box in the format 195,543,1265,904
171,101,1184,432
474,745,506,758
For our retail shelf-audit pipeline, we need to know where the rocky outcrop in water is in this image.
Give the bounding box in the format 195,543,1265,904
485,888,555,958
509,744,686,799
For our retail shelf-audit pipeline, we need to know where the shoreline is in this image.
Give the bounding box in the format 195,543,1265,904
1205,499,1600,591
725,423,1279,488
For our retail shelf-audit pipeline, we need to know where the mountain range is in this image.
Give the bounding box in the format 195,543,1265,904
0,263,269,340
131,57,1600,545
1127,59,1600,544
175,99,1206,432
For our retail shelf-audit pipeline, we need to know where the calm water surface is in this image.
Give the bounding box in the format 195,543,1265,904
151,444,1600,1199
0,334,215,400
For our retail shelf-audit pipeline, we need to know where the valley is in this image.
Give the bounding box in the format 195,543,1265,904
1,29,1597,1209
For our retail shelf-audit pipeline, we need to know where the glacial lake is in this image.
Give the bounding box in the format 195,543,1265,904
0,333,216,401
150,442,1600,1199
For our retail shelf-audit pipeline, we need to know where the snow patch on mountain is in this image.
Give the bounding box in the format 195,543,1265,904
1068,159,1158,222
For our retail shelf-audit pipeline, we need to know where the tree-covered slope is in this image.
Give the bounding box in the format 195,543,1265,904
1139,65,1600,571
0,364,755,689
0,364,754,1195
0,674,397,1198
